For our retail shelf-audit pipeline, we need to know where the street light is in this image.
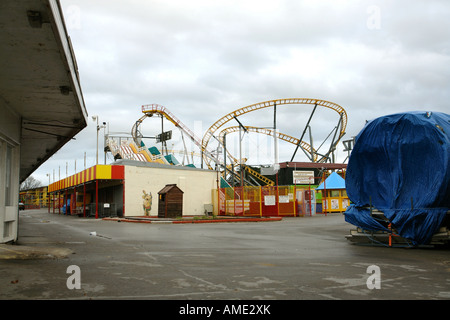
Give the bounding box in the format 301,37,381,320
92,116,106,165
46,173,51,212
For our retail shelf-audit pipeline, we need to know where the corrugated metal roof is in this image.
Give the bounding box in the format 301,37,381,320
0,0,88,181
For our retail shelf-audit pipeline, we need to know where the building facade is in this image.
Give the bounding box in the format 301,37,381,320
19,186,49,209
47,161,218,218
0,0,88,243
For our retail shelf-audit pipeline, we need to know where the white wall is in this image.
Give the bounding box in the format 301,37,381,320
124,164,218,217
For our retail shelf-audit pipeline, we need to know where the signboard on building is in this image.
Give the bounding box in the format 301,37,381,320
293,170,314,184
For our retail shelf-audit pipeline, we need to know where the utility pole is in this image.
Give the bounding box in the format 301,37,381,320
92,115,106,165
274,103,279,171
223,132,227,183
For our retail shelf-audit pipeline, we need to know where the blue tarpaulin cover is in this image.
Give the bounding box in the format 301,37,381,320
344,111,450,245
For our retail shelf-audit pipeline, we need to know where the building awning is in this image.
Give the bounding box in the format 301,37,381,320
48,165,125,192
0,0,88,182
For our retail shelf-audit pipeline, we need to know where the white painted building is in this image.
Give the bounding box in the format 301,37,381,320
47,160,219,219
121,160,218,217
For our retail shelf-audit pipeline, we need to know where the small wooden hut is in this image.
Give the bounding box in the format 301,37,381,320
158,184,183,218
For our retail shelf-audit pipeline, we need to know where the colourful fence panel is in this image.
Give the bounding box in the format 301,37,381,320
218,185,325,217
277,185,296,216
245,186,262,216
261,186,277,216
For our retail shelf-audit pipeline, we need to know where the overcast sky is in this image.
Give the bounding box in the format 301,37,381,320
33,0,450,185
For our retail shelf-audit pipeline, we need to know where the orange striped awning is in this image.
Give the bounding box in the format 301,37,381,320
48,165,124,192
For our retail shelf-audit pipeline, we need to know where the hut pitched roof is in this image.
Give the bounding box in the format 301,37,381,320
158,184,184,194
316,172,345,190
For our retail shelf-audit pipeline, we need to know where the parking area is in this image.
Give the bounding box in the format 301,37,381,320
1,209,450,301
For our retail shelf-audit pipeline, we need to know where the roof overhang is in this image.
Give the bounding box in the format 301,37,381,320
0,0,88,182
279,162,347,170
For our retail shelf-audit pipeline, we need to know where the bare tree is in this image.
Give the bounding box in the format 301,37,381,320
20,175,42,191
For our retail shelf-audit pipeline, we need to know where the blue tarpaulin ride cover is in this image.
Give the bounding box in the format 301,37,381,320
344,111,450,245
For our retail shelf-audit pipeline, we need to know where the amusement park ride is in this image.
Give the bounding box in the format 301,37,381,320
105,98,348,187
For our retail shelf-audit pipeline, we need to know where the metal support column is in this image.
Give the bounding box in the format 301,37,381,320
83,183,86,217
290,104,317,162
122,179,125,217
233,116,247,187
95,179,99,219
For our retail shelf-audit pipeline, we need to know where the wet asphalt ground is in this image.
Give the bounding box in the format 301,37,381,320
1,208,450,303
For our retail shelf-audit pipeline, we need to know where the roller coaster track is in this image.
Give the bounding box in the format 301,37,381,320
133,99,346,186
132,104,278,186
202,98,347,170
218,125,319,162
132,104,220,166
218,126,321,186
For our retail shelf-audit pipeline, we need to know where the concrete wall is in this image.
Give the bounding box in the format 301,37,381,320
123,164,218,217
0,101,21,144
0,102,21,243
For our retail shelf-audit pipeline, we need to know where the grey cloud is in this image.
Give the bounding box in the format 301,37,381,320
32,0,450,183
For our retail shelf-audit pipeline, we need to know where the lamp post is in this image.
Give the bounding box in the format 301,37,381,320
92,116,106,165
92,116,106,220
46,173,50,213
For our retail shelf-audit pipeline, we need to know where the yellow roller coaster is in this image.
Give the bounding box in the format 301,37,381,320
132,99,347,186
132,104,221,166
202,98,347,170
